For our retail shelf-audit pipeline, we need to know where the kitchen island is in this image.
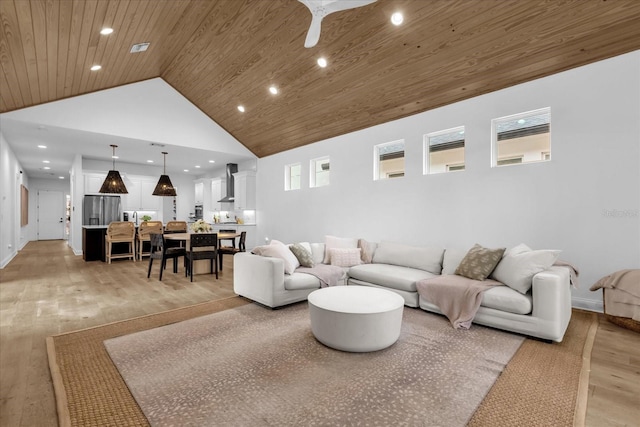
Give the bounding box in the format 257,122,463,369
82,225,136,262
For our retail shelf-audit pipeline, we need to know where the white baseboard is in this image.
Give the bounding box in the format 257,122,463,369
572,296,603,313
0,251,17,269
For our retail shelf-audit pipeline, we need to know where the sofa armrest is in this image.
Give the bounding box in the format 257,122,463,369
530,266,572,340
233,252,286,307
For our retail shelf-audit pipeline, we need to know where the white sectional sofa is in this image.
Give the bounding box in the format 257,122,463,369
233,240,573,342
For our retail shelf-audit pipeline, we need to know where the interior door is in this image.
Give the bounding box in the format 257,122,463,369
38,190,65,240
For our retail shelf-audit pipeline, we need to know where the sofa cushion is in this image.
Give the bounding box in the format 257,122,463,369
289,243,315,267
481,286,532,314
330,248,362,267
490,244,561,294
309,243,325,265
323,235,359,264
442,248,468,275
348,263,436,292
372,241,444,274
284,272,322,291
455,244,505,280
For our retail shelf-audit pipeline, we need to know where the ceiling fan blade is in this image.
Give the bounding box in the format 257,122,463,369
325,0,377,14
304,14,323,48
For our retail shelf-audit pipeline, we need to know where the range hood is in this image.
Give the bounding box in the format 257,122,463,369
218,163,238,203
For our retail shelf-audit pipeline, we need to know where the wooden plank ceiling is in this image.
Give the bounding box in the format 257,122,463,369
2,0,640,158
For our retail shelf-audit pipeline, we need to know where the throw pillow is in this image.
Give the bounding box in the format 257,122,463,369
491,243,561,294
252,244,298,274
269,240,300,274
289,243,315,268
358,239,377,264
323,235,358,264
329,248,362,267
455,243,505,280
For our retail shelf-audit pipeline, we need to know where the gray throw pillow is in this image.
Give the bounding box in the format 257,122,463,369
289,243,315,268
455,243,505,280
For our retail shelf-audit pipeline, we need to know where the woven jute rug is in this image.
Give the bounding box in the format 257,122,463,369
47,299,597,427
104,302,524,426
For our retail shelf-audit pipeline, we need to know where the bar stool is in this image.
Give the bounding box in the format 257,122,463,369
105,221,136,264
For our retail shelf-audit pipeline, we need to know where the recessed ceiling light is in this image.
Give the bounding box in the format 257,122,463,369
43,160,50,163
130,42,150,53
38,145,47,149
147,160,154,163
195,165,201,168
317,57,328,68
59,176,65,179
269,86,278,95
183,169,189,172
237,105,245,113
43,166,50,170
112,155,119,159
208,160,215,163
100,27,114,35
90,65,102,71
391,12,403,26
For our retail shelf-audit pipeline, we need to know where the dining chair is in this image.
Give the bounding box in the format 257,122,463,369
105,221,136,264
218,231,246,271
218,229,237,248
137,220,163,260
147,232,186,281
185,233,218,282
165,221,188,233
164,220,188,248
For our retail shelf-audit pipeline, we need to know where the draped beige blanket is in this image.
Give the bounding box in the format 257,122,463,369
296,264,345,287
417,275,504,329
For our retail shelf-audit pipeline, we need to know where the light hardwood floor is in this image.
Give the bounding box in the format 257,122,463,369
1,241,638,426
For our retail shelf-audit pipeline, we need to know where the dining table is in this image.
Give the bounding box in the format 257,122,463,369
163,231,241,275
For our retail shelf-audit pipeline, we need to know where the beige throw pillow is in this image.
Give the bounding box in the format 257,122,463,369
329,248,362,267
323,235,358,264
455,244,505,280
358,239,377,264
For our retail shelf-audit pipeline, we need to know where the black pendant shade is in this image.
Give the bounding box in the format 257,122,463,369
99,145,128,194
152,152,177,196
99,170,128,194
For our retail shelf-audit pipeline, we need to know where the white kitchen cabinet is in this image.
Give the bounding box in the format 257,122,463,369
210,177,227,211
233,171,256,210
194,180,204,205
123,177,160,211
84,173,106,194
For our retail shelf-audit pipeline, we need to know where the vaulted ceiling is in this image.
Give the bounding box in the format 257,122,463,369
2,0,640,158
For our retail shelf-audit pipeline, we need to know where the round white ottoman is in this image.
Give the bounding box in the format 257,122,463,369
308,286,405,352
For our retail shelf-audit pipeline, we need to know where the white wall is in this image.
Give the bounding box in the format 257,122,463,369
255,51,640,311
0,133,29,268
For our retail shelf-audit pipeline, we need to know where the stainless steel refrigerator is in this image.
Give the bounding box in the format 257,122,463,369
83,195,122,225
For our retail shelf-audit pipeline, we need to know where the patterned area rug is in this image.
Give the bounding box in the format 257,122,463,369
105,303,524,426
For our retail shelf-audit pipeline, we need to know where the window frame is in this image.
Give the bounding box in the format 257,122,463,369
309,156,330,188
374,139,405,181
423,126,465,175
284,162,301,191
491,107,551,168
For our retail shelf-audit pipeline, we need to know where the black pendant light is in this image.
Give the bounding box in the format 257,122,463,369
99,144,128,194
152,151,177,196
